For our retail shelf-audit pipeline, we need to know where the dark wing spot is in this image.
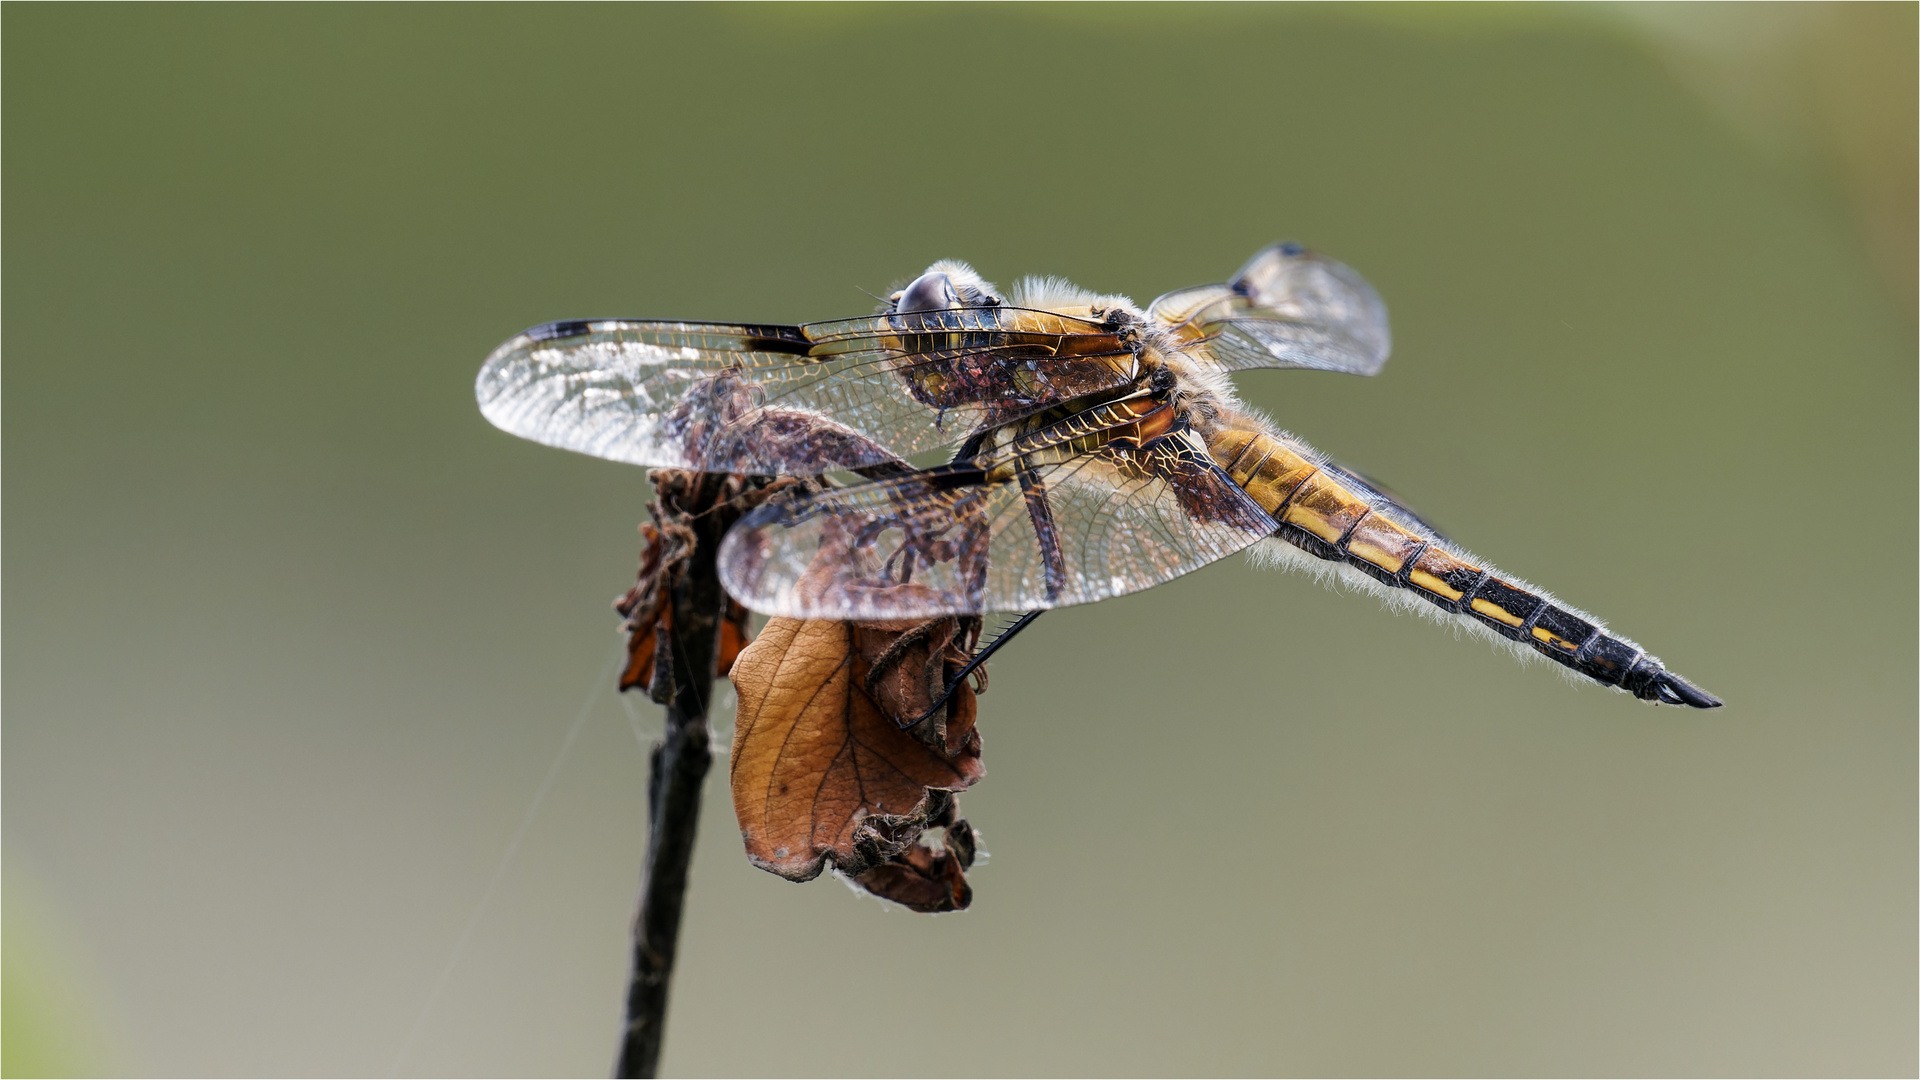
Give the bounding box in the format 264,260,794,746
923,465,990,491
738,323,812,355
528,319,594,342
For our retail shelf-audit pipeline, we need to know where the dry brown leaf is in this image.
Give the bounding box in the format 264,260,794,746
729,616,983,883
852,614,980,759
617,592,754,695
615,494,763,696
851,813,980,913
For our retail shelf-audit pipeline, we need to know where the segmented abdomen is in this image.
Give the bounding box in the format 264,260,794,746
1208,428,1719,708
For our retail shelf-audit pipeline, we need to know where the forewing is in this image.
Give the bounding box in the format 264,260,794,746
717,428,1278,619
1147,242,1391,376
475,309,1138,475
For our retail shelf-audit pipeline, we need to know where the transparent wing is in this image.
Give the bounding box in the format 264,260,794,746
717,424,1278,619
474,308,1139,475
1147,242,1391,376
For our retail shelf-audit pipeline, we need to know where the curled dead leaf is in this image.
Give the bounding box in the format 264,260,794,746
615,521,677,695
728,615,984,887
615,474,795,698
851,810,980,914
853,613,981,758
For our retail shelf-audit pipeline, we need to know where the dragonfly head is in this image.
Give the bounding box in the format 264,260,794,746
890,260,1003,313
892,270,959,313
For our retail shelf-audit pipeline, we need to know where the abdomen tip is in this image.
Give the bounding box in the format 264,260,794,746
1657,674,1723,709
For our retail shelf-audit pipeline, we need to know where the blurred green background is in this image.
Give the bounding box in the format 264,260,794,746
5,4,1914,1076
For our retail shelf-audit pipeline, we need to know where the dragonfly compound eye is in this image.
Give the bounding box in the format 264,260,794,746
894,271,959,313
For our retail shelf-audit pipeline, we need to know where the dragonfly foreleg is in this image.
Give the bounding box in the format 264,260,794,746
901,609,1044,731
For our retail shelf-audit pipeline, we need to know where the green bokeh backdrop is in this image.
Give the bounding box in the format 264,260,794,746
5,5,1914,1076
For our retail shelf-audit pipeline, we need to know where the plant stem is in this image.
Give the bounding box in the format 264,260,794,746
616,473,730,1079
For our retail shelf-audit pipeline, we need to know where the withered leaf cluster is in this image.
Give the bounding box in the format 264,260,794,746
615,517,754,700
729,614,986,912
616,471,989,912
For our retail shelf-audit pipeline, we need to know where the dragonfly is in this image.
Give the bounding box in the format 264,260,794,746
476,243,1720,709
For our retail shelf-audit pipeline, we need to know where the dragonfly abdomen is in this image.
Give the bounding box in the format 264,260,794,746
1208,427,1719,708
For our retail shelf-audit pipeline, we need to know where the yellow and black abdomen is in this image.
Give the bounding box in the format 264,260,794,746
1208,427,1720,708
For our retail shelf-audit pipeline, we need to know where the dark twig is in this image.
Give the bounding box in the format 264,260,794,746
615,472,739,1079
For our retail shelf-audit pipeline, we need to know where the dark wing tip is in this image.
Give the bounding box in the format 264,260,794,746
1653,673,1723,709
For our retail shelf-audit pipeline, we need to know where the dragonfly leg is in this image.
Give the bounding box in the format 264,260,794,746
902,610,1044,731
